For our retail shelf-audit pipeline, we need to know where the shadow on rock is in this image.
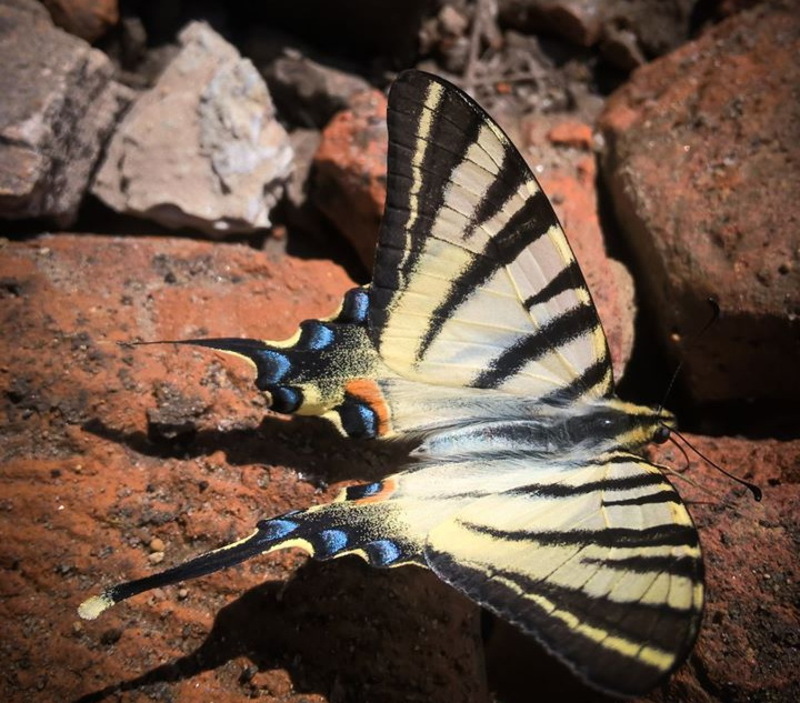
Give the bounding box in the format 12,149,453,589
73,558,484,703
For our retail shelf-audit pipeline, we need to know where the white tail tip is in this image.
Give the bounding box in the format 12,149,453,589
78,594,114,620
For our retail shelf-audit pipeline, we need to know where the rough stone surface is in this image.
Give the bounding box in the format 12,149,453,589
282,127,331,239
92,22,294,237
497,0,695,68
262,52,373,129
2,234,793,702
647,435,800,703
598,2,800,403
313,88,388,271
0,0,130,225
41,0,119,42
0,234,490,703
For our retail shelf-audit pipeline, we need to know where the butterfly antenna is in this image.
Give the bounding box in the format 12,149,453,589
666,434,691,472
670,429,762,501
654,299,760,501
656,298,720,419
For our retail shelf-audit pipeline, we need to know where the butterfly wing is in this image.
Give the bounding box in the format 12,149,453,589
80,434,701,698
169,70,614,437
370,71,613,402
424,452,703,697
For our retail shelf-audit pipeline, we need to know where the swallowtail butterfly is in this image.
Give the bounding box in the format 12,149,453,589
79,70,703,697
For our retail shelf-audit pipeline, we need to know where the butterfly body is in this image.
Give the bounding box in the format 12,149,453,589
80,70,703,697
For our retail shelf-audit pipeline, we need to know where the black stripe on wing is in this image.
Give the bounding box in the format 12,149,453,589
511,471,675,499
372,73,483,322
473,303,600,389
428,551,701,697
458,520,700,549
416,188,553,360
523,260,583,310
538,358,613,404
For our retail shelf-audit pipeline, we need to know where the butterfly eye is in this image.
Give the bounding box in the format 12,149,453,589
653,425,671,444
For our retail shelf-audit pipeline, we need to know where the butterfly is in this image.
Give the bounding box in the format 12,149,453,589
79,70,703,697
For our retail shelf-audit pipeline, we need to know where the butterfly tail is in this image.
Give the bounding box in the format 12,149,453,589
78,478,421,620
138,288,398,438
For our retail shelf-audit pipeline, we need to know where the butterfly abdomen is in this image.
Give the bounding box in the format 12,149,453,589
407,399,666,461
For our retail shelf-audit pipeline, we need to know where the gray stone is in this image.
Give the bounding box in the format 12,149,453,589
261,52,372,129
92,21,293,237
0,0,131,225
498,0,695,67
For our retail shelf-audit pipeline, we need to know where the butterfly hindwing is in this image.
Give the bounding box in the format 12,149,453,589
424,451,703,696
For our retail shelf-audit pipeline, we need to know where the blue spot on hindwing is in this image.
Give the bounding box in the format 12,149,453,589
254,349,291,385
301,322,335,351
316,529,349,557
365,539,401,566
346,482,383,500
337,288,369,324
338,398,378,439
269,386,302,413
257,518,298,540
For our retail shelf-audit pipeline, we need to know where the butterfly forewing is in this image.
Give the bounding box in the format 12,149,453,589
370,71,613,401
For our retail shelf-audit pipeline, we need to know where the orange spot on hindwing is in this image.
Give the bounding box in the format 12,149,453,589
340,378,393,437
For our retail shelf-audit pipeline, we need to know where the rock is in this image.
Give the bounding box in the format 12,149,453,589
262,52,372,129
497,0,696,68
600,21,647,71
313,89,388,270
281,127,331,239
92,22,293,237
598,3,800,403
41,0,119,42
498,0,606,47
0,0,130,225
645,434,800,702
0,233,490,703
546,120,594,149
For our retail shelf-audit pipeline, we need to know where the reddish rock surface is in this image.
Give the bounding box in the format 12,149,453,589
41,0,119,42
0,235,488,702
599,2,800,404
313,88,389,271
646,435,800,703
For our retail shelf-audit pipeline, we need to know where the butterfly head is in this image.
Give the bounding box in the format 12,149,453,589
595,399,676,453
653,405,677,443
